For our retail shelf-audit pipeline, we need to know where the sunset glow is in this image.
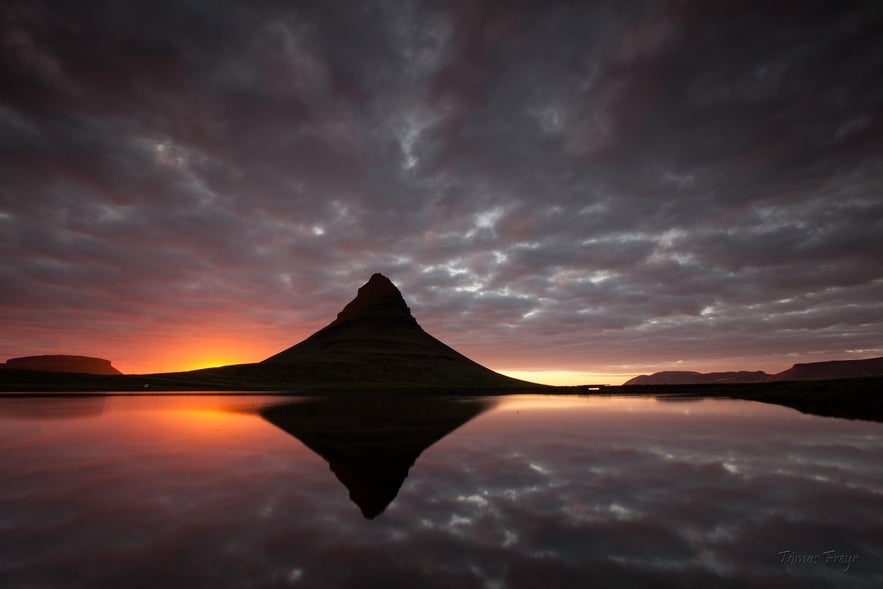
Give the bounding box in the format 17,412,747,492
498,371,633,387
112,336,289,375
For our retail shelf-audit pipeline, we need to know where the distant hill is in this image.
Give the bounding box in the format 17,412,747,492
2,355,122,375
773,357,883,381
625,371,768,385
625,356,883,385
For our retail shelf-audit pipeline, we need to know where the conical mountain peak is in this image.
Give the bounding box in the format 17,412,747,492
330,273,415,326
259,273,536,388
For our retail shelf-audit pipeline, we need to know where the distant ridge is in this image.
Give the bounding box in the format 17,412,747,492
625,356,883,385
774,357,883,381
625,371,767,385
2,355,122,375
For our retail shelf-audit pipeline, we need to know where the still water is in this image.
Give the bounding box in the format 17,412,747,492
0,394,881,588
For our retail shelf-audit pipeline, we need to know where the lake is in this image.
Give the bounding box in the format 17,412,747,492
1,394,881,588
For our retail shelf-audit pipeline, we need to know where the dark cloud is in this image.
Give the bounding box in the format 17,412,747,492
1,0,882,377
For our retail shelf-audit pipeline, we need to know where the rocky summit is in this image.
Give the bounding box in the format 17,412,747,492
329,272,417,327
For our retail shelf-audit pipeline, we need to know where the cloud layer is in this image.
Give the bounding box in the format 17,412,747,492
2,1,882,377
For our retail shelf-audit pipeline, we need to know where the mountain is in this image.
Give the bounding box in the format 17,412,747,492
2,355,122,375
625,371,768,385
773,357,883,381
250,272,532,389
624,356,883,385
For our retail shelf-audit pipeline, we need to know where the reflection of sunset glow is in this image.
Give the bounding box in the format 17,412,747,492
111,399,263,433
97,396,318,453
165,408,244,428
497,395,608,412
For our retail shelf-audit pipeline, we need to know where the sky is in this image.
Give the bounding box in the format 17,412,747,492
1,0,882,384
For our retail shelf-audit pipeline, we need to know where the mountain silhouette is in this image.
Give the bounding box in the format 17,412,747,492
258,395,492,518
251,273,533,389
625,356,883,385
2,355,122,375
773,357,883,381
625,371,769,385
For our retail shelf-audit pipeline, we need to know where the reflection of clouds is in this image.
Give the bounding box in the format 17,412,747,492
0,396,881,587
397,397,883,587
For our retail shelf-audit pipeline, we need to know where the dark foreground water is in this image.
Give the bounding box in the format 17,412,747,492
0,394,881,588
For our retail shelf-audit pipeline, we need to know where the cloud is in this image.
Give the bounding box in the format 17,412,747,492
1,0,881,376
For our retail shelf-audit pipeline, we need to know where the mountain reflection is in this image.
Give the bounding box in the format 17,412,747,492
258,395,493,519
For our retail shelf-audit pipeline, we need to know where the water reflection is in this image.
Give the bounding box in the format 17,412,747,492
257,395,493,518
0,395,881,588
0,395,106,420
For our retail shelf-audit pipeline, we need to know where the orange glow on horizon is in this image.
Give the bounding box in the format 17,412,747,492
105,330,638,381
112,335,289,375
113,339,637,382
82,325,644,382
498,370,634,386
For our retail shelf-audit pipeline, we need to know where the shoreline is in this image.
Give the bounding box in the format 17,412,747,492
2,375,881,423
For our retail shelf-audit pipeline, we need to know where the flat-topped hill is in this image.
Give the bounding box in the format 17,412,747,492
2,355,122,375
